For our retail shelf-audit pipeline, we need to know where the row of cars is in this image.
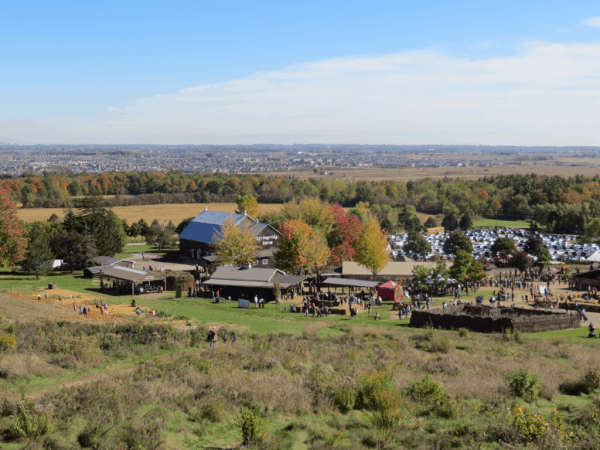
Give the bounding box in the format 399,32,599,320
390,228,596,262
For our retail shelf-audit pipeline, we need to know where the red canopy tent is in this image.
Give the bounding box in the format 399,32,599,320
377,280,403,302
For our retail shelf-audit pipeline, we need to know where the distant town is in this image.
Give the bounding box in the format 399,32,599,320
0,144,599,176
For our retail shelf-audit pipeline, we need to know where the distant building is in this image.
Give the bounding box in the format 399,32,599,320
178,207,282,268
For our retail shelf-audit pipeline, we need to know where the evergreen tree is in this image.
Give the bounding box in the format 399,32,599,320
23,222,53,279
459,213,473,231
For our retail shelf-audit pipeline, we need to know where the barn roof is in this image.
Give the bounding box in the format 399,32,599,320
179,208,280,244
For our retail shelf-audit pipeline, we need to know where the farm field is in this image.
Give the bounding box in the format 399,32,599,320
16,202,286,224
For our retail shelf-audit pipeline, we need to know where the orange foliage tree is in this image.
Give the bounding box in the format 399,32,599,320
0,188,27,268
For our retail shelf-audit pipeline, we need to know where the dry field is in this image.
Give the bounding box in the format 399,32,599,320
17,202,286,224
271,162,600,182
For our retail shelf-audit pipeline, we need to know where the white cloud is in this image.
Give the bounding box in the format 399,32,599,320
584,16,600,27
2,41,600,145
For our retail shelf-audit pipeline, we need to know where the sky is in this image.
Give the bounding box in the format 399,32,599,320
1,0,600,145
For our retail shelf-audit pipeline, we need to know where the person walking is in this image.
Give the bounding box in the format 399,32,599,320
208,327,217,349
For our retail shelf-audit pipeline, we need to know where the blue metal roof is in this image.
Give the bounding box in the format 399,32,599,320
191,210,246,225
180,209,249,244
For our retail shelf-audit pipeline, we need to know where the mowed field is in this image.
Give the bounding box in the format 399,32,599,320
17,202,286,224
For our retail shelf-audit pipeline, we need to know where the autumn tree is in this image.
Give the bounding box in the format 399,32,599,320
298,228,329,277
236,195,259,217
328,204,363,265
355,218,389,278
0,188,27,268
213,217,260,267
275,220,311,273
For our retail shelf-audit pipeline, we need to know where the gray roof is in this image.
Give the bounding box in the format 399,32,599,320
204,266,302,288
100,266,166,283
322,278,380,288
93,256,122,266
209,266,284,283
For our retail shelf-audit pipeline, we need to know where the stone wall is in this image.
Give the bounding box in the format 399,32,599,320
410,304,580,333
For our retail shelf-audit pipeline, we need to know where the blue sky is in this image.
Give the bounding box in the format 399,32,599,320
1,1,600,144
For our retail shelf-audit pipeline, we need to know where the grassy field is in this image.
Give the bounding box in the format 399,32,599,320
472,219,530,228
1,269,600,448
16,202,286,224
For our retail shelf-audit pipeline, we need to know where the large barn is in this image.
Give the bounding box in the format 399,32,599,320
179,207,282,268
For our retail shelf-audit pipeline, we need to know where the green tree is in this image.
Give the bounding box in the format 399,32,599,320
441,212,459,231
137,219,150,237
524,236,544,255
430,262,449,294
93,211,127,256
146,224,177,251
449,250,486,285
50,231,96,273
424,217,438,228
175,217,195,235
491,237,516,256
23,222,53,279
213,217,260,267
443,231,473,256
412,265,432,292
511,250,533,273
536,247,552,269
403,232,431,258
459,213,473,231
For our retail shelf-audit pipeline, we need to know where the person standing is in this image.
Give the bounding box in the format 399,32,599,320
254,295,258,308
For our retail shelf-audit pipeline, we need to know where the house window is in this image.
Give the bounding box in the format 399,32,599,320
262,259,269,265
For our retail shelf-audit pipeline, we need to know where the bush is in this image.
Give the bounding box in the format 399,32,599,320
356,370,394,410
511,405,548,443
407,375,444,404
333,386,356,413
10,404,52,439
196,360,212,373
0,334,16,351
506,368,541,402
236,406,266,445
200,401,226,423
429,335,451,353
583,367,600,392
458,328,469,338
407,375,458,418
